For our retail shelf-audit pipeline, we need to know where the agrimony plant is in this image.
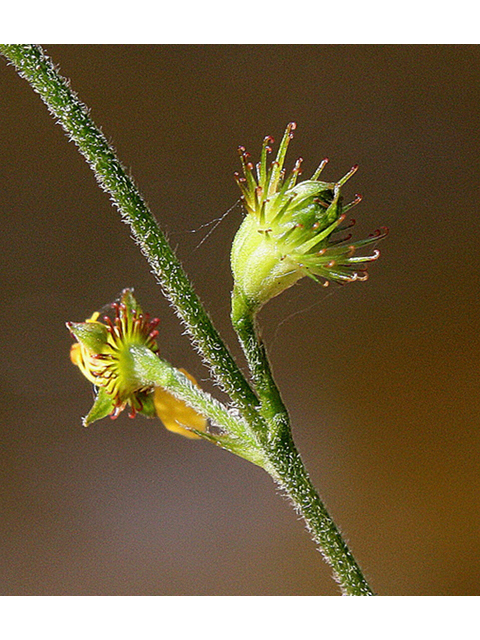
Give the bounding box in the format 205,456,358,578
1,44,388,595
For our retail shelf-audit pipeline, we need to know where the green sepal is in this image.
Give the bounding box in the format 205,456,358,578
136,391,156,418
83,386,116,427
120,288,142,316
67,321,109,354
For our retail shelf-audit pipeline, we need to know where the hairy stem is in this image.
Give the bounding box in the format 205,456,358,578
264,433,375,596
231,288,289,435
0,44,263,435
130,346,250,441
231,290,374,594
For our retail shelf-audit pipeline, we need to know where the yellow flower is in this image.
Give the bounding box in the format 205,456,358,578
68,289,207,437
68,290,160,418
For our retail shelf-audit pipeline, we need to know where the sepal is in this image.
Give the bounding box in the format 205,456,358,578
67,319,109,354
83,386,116,427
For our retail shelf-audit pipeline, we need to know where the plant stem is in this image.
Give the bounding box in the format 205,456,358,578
231,287,289,435
131,346,266,467
0,43,263,436
231,291,374,594
130,346,249,441
136,347,374,593
264,433,374,596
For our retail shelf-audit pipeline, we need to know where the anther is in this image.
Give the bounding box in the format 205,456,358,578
356,272,369,282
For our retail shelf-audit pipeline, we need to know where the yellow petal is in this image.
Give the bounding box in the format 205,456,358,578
70,342,99,385
70,342,83,366
153,369,207,439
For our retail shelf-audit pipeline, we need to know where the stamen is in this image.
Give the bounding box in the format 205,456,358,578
328,233,353,245
336,218,356,232
103,316,115,331
313,197,331,208
268,192,296,227
356,272,369,281
296,213,346,255
348,249,381,263
268,122,297,196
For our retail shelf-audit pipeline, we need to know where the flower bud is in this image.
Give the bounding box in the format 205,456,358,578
231,123,388,311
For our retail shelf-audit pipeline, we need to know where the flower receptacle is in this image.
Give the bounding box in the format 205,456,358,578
231,214,304,311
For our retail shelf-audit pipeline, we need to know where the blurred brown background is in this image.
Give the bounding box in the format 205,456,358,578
1,45,479,596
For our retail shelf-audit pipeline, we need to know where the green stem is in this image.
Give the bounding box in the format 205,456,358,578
130,346,249,441
0,44,263,436
135,346,374,593
264,433,374,596
131,346,266,466
231,290,374,594
231,288,289,436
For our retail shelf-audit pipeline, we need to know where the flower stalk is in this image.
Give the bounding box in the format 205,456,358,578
1,44,379,595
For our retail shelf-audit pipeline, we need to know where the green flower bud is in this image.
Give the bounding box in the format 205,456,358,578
231,123,388,311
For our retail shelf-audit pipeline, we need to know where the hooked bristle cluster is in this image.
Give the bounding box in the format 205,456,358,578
233,123,388,285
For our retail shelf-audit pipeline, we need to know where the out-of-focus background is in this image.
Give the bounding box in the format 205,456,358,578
1,45,479,596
